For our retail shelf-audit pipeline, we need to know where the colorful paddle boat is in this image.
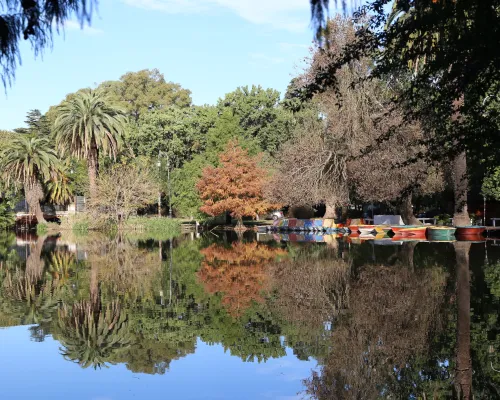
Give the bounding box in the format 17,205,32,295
391,225,420,234
455,226,486,237
395,226,427,238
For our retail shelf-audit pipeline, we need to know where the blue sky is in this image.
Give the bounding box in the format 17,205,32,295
0,0,328,131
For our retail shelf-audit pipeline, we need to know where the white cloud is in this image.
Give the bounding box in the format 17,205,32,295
121,0,311,32
65,20,104,35
249,52,285,67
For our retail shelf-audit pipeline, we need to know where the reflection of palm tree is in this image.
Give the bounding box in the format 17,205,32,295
0,236,60,330
46,250,76,286
0,271,60,327
56,300,132,369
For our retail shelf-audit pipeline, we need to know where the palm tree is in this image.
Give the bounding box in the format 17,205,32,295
53,89,127,197
45,160,74,205
0,136,60,223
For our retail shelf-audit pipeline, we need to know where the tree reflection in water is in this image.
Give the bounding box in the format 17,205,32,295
56,300,132,369
1,232,500,396
305,245,449,399
198,242,287,317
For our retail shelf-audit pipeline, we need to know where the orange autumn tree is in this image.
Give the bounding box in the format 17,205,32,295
196,140,277,226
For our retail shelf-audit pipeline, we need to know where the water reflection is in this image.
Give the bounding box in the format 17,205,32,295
0,231,500,398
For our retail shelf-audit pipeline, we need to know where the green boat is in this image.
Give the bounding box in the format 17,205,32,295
427,226,456,240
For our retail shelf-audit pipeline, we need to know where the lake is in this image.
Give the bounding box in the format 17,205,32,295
0,230,499,399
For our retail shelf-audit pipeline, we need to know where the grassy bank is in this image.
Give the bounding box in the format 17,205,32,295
46,214,183,240
122,217,182,240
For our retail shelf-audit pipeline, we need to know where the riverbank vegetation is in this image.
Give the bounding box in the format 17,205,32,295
1,5,499,230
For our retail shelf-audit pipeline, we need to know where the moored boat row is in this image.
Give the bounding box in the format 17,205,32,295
268,218,487,239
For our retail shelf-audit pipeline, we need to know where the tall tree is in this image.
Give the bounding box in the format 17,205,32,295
0,0,96,85
53,89,127,197
196,140,276,226
0,135,60,223
130,105,216,167
308,1,500,225
217,86,294,155
98,69,192,122
13,109,52,136
270,17,440,222
170,111,260,219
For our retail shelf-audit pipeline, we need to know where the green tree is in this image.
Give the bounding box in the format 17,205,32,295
98,69,192,122
217,86,294,155
130,105,216,167
482,168,500,201
171,155,208,219
13,109,52,136
0,135,60,223
170,111,260,219
54,89,127,197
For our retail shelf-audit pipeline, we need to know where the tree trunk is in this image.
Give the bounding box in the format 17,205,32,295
452,152,470,226
88,145,99,198
324,203,336,219
225,212,232,225
454,241,473,399
33,200,46,225
400,193,421,225
24,180,46,224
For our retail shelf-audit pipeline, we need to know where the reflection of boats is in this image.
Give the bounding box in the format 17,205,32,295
359,225,376,235
427,226,456,240
359,233,377,242
455,226,486,237
394,226,427,238
455,235,486,243
374,225,392,234
272,233,343,243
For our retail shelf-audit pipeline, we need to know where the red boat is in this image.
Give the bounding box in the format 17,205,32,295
348,225,360,233
455,226,485,237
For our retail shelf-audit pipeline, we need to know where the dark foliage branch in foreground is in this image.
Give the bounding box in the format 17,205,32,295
308,0,500,168
0,0,96,85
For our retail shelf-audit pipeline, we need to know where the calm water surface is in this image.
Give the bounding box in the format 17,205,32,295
1,231,500,399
